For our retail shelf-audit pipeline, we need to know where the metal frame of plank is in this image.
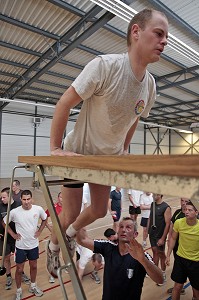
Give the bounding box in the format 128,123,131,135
17,154,199,299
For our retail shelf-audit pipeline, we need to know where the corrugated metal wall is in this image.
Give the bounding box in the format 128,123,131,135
1,113,198,178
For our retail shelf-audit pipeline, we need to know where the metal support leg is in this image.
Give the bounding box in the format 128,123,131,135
0,165,26,275
35,165,87,300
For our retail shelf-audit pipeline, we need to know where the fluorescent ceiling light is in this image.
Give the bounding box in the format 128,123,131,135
0,98,80,113
139,120,193,134
90,0,199,64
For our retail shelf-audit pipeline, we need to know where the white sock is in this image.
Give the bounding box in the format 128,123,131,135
31,282,36,288
66,224,77,237
49,241,60,252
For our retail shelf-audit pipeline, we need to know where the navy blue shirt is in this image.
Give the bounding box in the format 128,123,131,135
110,190,121,211
94,240,152,300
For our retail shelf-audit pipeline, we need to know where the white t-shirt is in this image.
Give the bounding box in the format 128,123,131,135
76,244,94,269
64,53,156,155
140,193,153,218
128,189,143,207
4,205,47,250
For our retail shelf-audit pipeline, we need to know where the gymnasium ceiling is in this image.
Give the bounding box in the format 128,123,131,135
0,0,199,129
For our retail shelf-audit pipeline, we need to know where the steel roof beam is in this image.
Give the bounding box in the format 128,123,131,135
148,0,199,39
156,65,199,81
0,41,41,57
157,74,199,91
0,14,58,40
47,0,85,17
3,7,114,98
156,99,199,110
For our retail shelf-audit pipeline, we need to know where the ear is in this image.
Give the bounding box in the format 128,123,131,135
131,24,140,40
133,231,138,238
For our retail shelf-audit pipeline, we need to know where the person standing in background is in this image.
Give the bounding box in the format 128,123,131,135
166,197,190,296
3,190,47,299
140,192,153,248
108,187,122,232
166,201,199,300
148,194,171,286
12,180,23,205
128,189,143,222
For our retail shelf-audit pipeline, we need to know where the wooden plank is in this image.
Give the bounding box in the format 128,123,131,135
18,155,199,210
18,155,199,178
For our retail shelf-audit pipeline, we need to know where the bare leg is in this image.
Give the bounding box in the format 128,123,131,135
29,260,37,283
15,262,25,288
130,214,138,222
192,287,199,300
158,250,166,272
172,282,184,300
151,246,159,267
4,254,11,275
143,227,148,242
72,183,111,231
51,186,83,245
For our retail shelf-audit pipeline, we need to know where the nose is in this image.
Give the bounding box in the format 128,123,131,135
161,36,168,46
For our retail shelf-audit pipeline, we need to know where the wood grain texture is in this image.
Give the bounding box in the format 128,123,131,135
18,155,199,178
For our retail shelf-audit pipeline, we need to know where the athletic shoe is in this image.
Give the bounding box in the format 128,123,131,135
22,273,30,285
157,272,166,286
142,241,147,248
90,271,101,284
66,234,76,257
167,287,186,295
29,285,44,297
46,240,61,278
49,275,55,283
5,276,12,290
15,290,22,300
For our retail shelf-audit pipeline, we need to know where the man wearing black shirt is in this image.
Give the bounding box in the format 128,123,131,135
77,217,163,300
0,187,21,290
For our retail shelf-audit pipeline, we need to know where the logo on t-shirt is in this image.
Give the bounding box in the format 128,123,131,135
127,268,134,279
135,99,145,115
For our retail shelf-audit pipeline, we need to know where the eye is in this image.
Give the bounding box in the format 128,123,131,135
156,32,162,37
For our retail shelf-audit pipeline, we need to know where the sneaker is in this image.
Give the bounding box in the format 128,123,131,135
142,241,147,248
66,234,76,257
157,272,166,286
167,287,186,295
29,285,44,297
15,290,22,300
22,273,30,285
167,287,173,294
90,271,101,284
5,276,12,290
46,240,61,278
49,275,55,283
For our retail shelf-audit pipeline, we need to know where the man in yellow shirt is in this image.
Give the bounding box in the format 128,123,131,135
166,201,199,300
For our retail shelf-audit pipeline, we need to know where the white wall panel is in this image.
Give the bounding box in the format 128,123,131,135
1,135,34,178
33,118,51,136
2,113,34,135
36,137,50,156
